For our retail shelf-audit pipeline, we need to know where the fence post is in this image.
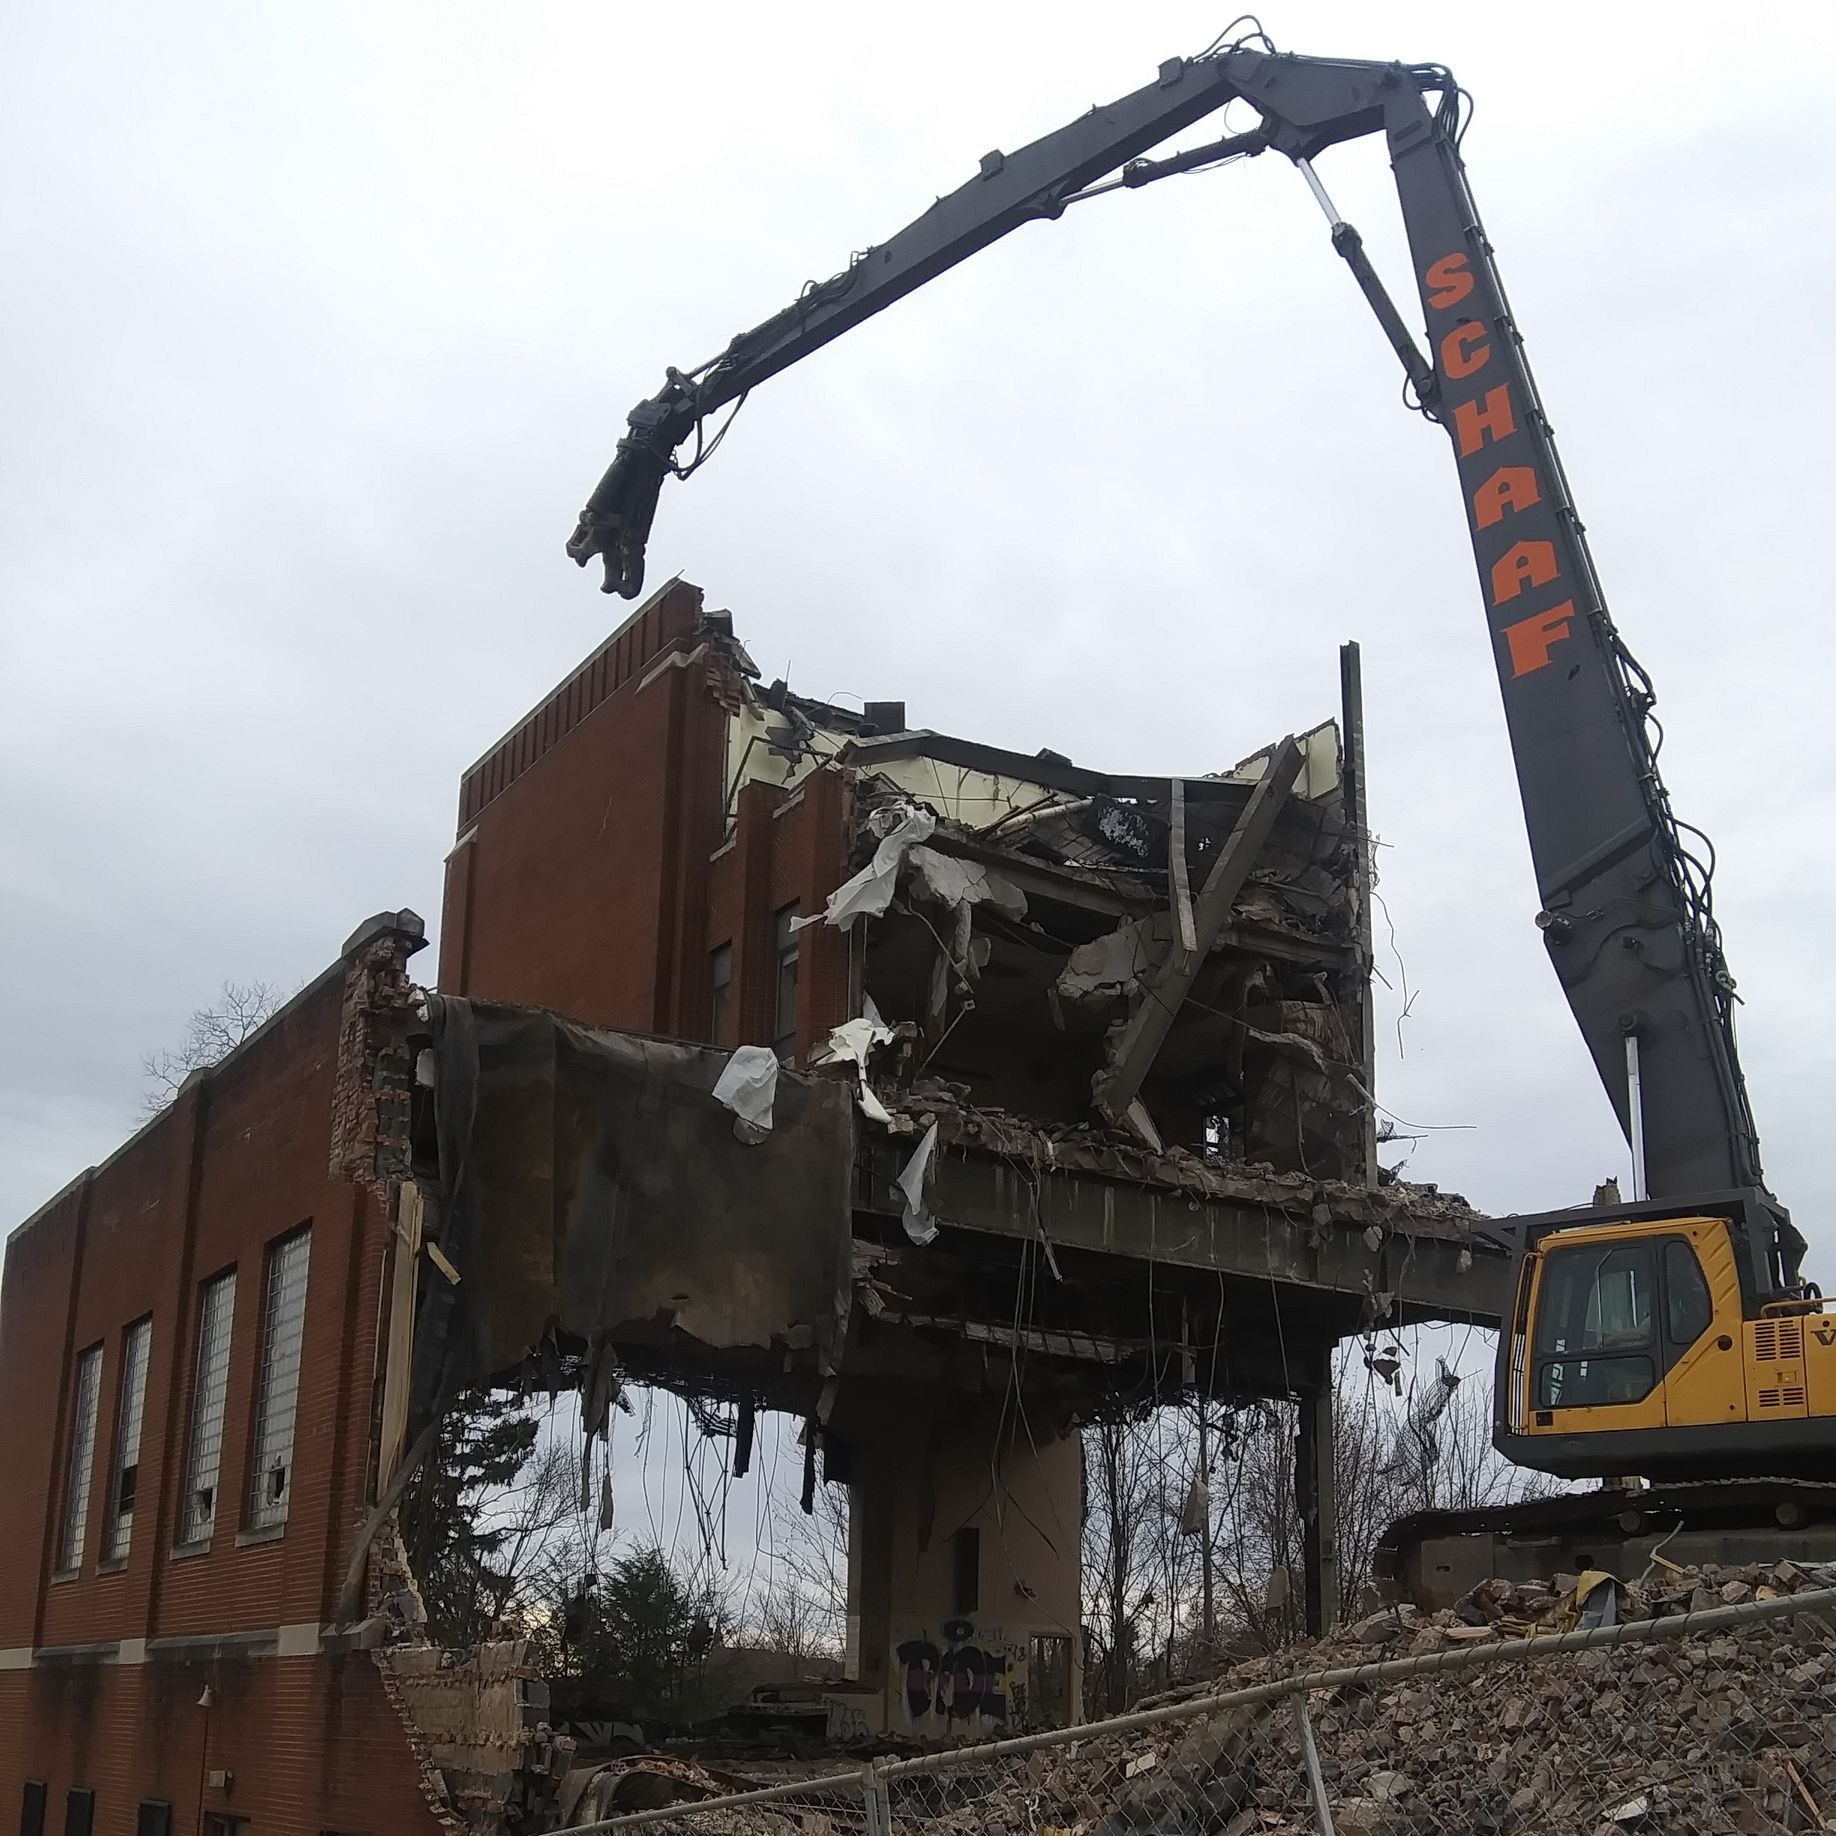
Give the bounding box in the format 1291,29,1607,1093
861,1760,892,1836
1292,1691,1337,1836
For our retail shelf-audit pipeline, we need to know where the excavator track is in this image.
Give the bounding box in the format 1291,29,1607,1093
1378,1479,1836,1612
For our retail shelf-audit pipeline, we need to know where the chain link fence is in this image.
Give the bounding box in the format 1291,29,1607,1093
553,1584,1836,1836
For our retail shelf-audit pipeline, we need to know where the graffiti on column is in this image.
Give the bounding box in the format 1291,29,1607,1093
893,1618,1026,1732
823,1697,871,1744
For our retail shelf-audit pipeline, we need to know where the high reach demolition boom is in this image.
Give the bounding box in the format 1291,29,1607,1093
569,36,1799,1284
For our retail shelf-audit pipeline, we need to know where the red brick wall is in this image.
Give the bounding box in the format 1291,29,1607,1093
773,766,854,1059
436,578,858,1055
438,577,734,1035
674,768,855,1059
0,928,439,1833
0,1653,441,1836
12,971,383,1654
0,1175,85,1649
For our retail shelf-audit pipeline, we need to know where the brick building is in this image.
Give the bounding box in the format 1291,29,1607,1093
0,579,1501,1832
0,918,457,1836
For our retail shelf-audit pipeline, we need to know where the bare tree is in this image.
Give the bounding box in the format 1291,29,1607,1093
140,978,282,1115
479,1434,610,1634
1081,1414,1165,1713
1085,1341,1560,1695
746,1469,851,1660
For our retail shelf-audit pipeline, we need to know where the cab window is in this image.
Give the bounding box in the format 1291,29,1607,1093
1664,1239,1713,1346
1533,1239,1657,1409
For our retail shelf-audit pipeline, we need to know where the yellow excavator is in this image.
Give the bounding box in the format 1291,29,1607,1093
561,30,1835,1594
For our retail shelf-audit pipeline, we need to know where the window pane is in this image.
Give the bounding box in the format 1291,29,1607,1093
952,1526,980,1615
1536,1354,1656,1409
709,944,733,1048
1665,1240,1714,1346
772,906,799,1058
103,1319,153,1561
247,1228,312,1530
1534,1241,1655,1356
181,1271,237,1545
57,1346,104,1572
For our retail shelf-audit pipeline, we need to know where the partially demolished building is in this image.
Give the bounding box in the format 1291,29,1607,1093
0,581,1503,1834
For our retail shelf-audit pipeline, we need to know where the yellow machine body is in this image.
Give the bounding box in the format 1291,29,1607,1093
1496,1214,1836,1481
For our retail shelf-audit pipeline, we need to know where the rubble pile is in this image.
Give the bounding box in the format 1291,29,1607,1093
1124,1560,1833,1836
557,1751,862,1832
718,1562,1836,1836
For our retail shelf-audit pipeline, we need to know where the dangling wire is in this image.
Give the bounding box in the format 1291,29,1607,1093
671,390,750,481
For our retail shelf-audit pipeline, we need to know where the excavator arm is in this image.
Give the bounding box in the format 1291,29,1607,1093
568,43,1797,1276
565,51,1265,598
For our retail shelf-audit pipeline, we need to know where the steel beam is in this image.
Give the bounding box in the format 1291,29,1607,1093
1093,736,1304,1134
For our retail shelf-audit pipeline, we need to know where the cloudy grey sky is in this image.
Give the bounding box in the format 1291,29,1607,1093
6,0,1834,1284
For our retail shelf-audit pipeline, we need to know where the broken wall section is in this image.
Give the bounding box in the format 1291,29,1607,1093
775,695,1373,1183
376,1641,570,1835
439,589,1376,1186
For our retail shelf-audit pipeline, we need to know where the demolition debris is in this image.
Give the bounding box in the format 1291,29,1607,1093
603,1561,1836,1836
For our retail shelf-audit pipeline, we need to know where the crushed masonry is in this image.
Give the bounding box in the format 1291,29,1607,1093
586,1561,1836,1835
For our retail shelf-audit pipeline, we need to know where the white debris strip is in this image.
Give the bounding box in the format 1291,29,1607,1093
796,802,936,931
1384,1354,1461,1474
1056,918,1155,1005
1178,1471,1210,1538
896,1120,941,1245
813,995,896,1123
906,845,1026,917
711,1044,780,1137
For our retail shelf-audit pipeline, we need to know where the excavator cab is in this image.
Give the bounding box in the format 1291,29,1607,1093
1493,1193,1833,1483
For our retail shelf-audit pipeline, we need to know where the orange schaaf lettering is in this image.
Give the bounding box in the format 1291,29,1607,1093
1454,384,1516,457
1473,466,1541,528
1503,603,1577,676
1425,253,1473,310
1490,540,1559,605
1440,322,1490,380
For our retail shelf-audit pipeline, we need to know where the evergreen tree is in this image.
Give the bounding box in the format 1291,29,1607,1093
400,1389,540,1645
567,1545,730,1722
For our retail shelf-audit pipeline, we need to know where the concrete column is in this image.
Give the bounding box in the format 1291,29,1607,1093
843,1394,1083,1739
1297,1351,1338,1638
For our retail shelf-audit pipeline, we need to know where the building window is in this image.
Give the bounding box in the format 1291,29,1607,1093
247,1227,312,1530
135,1804,173,1836
709,943,733,1047
1532,1239,1657,1411
180,1271,237,1545
56,1345,104,1574
64,1790,95,1836
772,905,800,1059
102,1318,153,1562
1665,1238,1714,1346
19,1779,46,1836
952,1525,981,1616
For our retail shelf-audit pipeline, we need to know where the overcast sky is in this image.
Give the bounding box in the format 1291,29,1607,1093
6,0,1834,1289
